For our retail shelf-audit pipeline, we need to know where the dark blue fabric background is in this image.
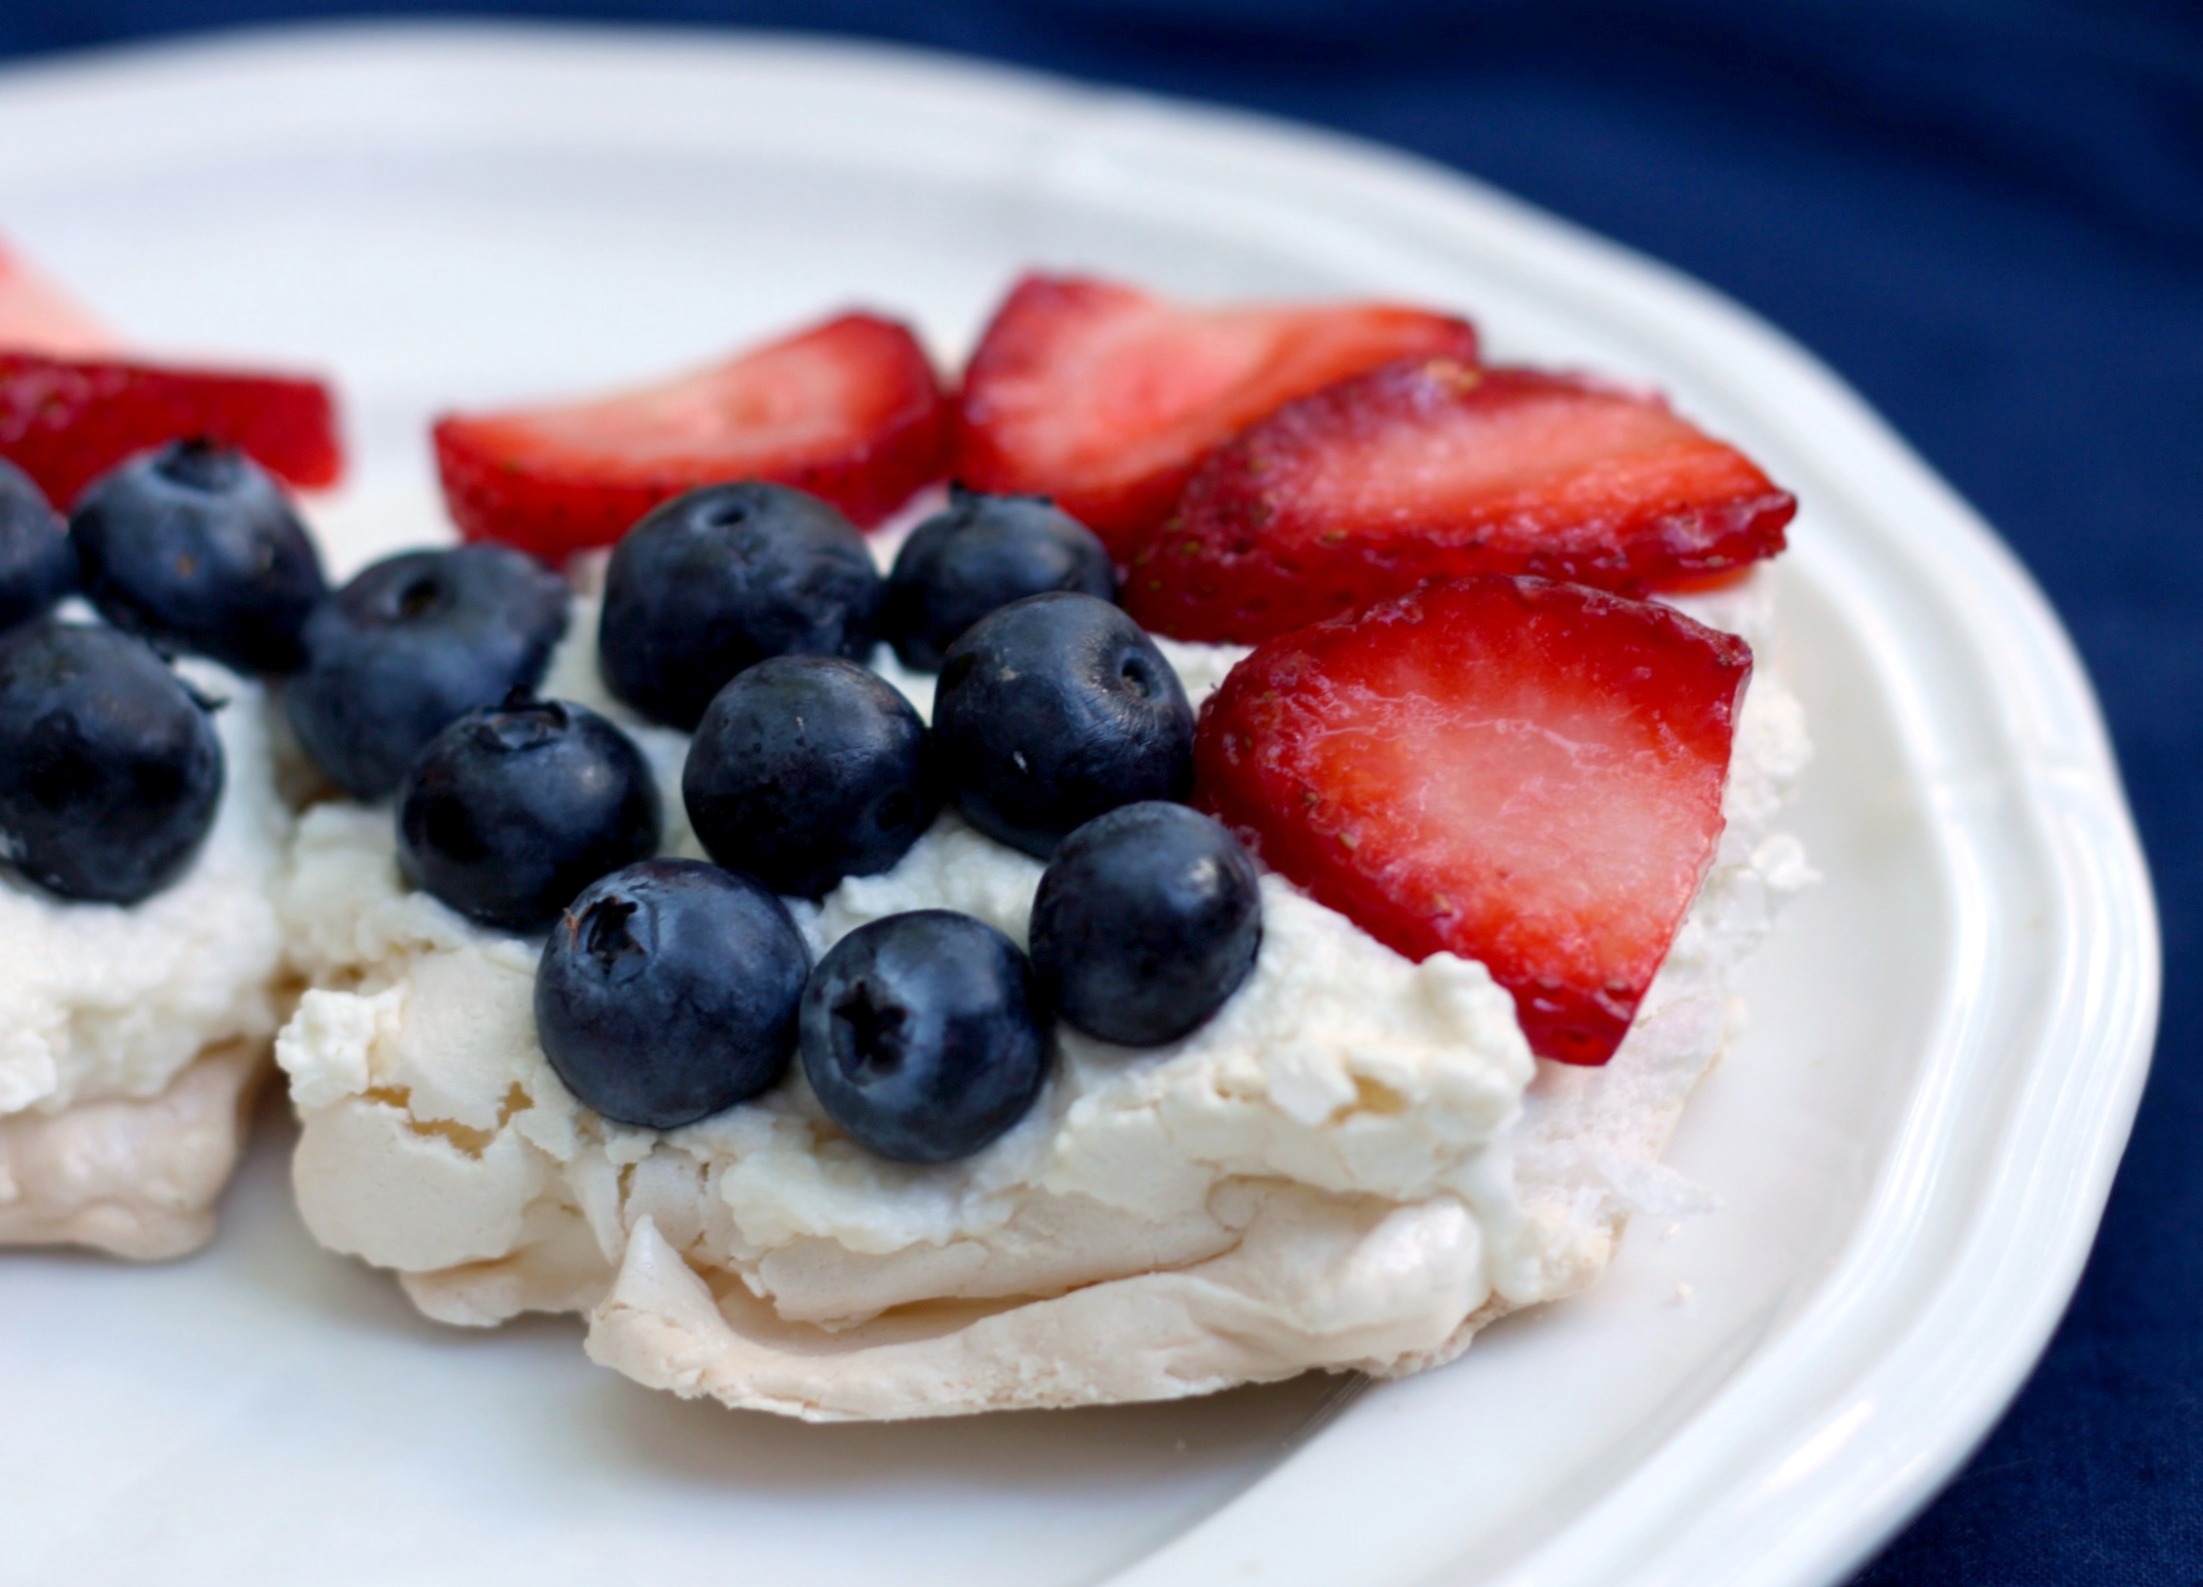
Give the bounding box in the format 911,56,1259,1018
3,3,2191,1580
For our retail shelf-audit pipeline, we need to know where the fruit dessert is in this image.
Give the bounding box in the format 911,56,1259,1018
0,238,344,1258
272,276,1809,1419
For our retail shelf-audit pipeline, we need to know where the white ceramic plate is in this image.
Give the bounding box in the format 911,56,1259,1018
0,24,2159,1587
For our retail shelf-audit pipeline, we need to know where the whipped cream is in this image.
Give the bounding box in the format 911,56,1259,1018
0,659,291,1258
275,573,1809,1418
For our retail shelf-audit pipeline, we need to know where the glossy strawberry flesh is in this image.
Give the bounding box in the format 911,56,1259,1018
954,274,1479,556
1195,576,1750,1064
1128,362,1793,644
435,313,949,562
0,353,341,508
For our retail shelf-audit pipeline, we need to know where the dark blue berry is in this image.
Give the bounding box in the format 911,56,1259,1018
683,655,938,899
288,544,570,799
932,592,1194,859
397,695,660,934
1030,803,1262,1046
599,482,885,731
0,459,74,633
0,621,223,904
882,486,1115,672
536,859,811,1129
800,910,1050,1163
69,440,326,674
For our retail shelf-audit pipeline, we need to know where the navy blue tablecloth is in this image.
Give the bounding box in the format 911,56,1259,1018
3,3,2192,1580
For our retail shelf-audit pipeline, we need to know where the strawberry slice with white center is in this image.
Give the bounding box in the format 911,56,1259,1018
434,312,949,562
1194,576,1751,1065
1126,360,1795,644
953,274,1479,558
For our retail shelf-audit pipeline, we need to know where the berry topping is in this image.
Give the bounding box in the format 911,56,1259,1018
799,910,1050,1163
433,312,949,562
0,349,341,509
932,592,1194,859
1030,802,1262,1047
683,655,938,899
953,273,1479,556
397,695,661,935
0,458,74,633
287,544,571,800
597,481,885,732
536,859,812,1130
0,621,223,904
1193,576,1751,1066
1126,361,1796,643
881,484,1116,672
69,440,327,674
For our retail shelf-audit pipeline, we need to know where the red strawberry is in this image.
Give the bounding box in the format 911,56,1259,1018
434,312,949,562
953,274,1479,558
1126,360,1794,644
0,238,112,357
0,352,342,508
1194,576,1750,1065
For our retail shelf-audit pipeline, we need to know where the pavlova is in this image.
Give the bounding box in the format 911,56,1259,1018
0,240,341,1258
262,273,1811,1420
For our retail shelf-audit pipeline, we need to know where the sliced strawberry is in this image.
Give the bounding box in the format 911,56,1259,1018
0,352,342,508
1126,360,1794,644
0,238,113,356
434,312,949,561
0,238,341,505
1194,576,1750,1065
953,274,1479,558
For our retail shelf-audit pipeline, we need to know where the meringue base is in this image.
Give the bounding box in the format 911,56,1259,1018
0,1040,268,1260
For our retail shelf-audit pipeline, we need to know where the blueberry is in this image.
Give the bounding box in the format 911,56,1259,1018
598,481,884,731
882,485,1116,672
397,695,661,934
931,592,1194,859
1030,803,1262,1047
0,459,74,633
69,440,326,674
536,859,811,1129
0,621,223,904
288,544,570,799
800,910,1050,1163
683,656,939,899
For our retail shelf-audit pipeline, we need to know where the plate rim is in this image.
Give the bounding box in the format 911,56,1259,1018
0,22,2164,1587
